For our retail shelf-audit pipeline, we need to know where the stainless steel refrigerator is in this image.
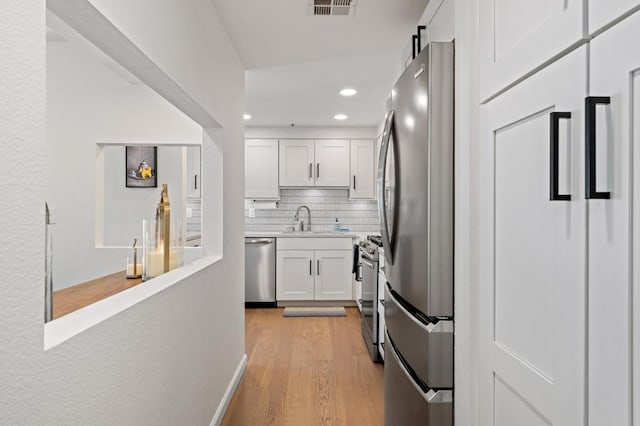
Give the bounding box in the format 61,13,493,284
378,42,454,425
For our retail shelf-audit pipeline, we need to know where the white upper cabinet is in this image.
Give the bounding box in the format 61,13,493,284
478,47,587,426
279,139,351,187
314,139,350,187
350,139,376,199
185,145,201,198
245,139,279,199
589,0,640,34
479,0,585,100
279,140,315,187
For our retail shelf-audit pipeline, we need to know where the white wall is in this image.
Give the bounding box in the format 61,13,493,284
0,0,246,424
47,38,201,288
102,145,185,247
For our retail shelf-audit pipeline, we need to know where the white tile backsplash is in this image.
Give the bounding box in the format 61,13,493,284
245,189,379,233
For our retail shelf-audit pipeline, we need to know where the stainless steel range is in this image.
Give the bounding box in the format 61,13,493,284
359,235,383,362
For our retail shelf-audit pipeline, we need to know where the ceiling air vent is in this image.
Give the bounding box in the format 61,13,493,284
310,0,357,17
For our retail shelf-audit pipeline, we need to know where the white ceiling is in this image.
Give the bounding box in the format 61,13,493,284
211,0,429,127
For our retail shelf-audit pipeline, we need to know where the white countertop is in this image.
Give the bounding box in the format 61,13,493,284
245,231,359,239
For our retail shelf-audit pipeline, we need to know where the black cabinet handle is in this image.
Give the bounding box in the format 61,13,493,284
585,96,611,199
317,260,320,275
194,175,198,190
317,163,320,179
309,260,312,276
353,175,356,190
416,25,426,53
549,112,572,201
412,35,418,60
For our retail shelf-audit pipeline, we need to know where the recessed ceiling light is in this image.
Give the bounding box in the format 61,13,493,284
243,114,252,120
334,114,348,121
339,88,358,97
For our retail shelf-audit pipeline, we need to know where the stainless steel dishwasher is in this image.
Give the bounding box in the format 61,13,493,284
244,238,276,306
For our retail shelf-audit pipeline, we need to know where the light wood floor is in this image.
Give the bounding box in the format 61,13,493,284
222,307,384,426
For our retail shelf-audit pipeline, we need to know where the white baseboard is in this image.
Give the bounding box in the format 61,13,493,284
210,353,248,426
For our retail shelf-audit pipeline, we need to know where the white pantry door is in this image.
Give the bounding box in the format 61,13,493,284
588,13,640,426
478,47,587,425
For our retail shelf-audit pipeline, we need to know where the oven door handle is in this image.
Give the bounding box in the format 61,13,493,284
356,263,363,282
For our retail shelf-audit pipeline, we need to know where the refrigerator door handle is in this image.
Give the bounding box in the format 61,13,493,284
549,111,572,201
585,96,611,199
378,110,396,264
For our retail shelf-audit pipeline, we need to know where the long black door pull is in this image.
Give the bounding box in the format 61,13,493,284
585,96,611,199
550,111,572,201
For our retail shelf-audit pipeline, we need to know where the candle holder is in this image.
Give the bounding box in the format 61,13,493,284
141,184,184,281
126,238,142,279
142,218,185,281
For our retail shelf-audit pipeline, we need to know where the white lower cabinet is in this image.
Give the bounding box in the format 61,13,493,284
276,250,315,300
276,238,353,302
314,250,353,300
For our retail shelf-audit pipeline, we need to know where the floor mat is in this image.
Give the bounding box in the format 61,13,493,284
283,307,347,317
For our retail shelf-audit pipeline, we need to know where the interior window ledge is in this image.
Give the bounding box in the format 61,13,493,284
44,255,222,350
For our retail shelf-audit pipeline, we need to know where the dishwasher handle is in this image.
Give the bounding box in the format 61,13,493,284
245,239,274,245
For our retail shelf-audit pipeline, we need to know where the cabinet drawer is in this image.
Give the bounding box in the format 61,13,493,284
277,237,352,250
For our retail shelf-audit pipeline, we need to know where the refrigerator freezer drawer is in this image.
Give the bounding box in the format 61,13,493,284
385,285,453,389
385,330,452,426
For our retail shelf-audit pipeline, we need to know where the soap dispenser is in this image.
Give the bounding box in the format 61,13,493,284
334,217,340,231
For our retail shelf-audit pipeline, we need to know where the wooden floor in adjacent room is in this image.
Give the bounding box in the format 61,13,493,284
222,307,384,426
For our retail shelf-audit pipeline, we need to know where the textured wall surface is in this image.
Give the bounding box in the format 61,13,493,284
0,0,245,424
245,189,380,233
0,0,49,421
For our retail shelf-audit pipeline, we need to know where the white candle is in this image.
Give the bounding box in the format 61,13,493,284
145,251,164,278
126,263,143,277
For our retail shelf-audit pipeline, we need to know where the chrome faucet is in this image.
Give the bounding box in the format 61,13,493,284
294,205,311,232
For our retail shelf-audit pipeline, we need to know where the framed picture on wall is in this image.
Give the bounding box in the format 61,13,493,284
126,146,157,188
